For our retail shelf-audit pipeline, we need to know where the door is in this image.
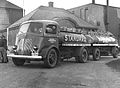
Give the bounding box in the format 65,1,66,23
43,24,59,49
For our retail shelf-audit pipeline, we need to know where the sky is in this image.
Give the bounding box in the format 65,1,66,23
7,0,120,15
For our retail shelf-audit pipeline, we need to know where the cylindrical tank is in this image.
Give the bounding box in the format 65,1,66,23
59,29,117,45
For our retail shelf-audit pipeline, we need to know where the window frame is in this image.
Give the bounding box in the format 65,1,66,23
45,24,57,34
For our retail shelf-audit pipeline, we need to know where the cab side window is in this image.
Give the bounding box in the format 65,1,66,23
46,25,57,34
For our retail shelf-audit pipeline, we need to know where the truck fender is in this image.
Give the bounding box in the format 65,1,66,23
40,45,60,59
74,46,88,56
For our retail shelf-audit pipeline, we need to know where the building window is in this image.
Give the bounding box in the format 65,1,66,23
80,9,82,18
84,7,88,21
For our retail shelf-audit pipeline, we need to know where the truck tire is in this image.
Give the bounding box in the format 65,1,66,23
44,49,58,68
93,48,100,61
75,47,88,63
112,47,118,58
12,58,25,66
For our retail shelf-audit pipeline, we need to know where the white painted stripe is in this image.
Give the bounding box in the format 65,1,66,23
108,44,118,46
93,44,109,46
62,44,91,46
93,44,118,46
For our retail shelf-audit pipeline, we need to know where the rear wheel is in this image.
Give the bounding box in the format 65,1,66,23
12,58,25,66
112,47,118,58
93,48,100,61
44,49,58,68
75,47,88,63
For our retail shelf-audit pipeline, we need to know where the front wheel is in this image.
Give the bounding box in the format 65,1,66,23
44,49,58,68
75,47,88,63
12,58,25,66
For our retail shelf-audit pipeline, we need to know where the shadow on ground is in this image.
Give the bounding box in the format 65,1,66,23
14,59,82,69
106,59,120,72
22,60,78,69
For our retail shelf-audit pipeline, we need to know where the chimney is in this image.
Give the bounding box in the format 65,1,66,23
48,2,54,7
92,0,95,4
107,0,109,6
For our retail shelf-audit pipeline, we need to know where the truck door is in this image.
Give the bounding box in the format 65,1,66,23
43,24,59,49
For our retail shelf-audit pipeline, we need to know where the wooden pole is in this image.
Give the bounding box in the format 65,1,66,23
23,0,25,16
7,28,9,47
107,0,109,6
106,0,109,31
92,0,95,4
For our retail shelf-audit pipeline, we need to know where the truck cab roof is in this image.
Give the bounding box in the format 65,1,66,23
21,20,59,26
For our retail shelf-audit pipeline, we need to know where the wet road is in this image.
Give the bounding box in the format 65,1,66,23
0,56,120,88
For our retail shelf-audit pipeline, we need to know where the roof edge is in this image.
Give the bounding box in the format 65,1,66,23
68,3,120,10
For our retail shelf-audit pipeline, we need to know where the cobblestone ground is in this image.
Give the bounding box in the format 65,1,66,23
0,56,120,88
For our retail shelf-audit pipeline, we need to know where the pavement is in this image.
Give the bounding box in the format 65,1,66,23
0,56,120,88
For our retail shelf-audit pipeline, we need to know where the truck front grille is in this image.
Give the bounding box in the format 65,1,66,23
23,39,33,52
17,38,33,55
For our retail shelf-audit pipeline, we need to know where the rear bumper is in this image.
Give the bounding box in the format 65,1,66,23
7,54,42,59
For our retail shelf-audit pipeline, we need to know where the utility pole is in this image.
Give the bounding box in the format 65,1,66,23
92,0,95,4
106,0,109,31
23,0,25,16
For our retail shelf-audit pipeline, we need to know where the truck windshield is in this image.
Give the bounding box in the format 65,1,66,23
18,22,43,34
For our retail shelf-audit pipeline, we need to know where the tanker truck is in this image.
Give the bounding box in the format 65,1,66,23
7,20,119,68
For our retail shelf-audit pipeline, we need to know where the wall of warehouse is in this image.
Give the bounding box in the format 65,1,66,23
68,4,106,31
107,7,120,42
68,4,120,45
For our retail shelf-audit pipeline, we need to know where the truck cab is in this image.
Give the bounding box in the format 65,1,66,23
8,20,60,68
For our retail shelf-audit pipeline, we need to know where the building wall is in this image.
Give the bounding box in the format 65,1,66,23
5,8,23,46
6,8,23,25
0,8,10,30
68,4,106,31
107,7,120,42
0,7,23,31
0,7,23,47
116,8,120,44
68,4,120,44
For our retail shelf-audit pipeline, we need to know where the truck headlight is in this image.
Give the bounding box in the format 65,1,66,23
33,45,38,51
12,45,17,50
